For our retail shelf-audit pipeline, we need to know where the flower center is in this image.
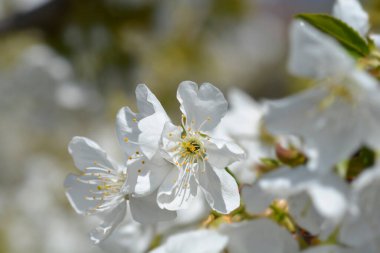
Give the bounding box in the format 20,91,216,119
319,84,354,110
168,131,208,175
181,137,204,157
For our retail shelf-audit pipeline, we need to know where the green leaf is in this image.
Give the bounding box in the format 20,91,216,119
296,13,370,58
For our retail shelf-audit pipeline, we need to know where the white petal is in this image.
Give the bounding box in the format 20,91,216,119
129,191,177,224
151,230,228,253
205,138,245,169
365,92,380,150
68,136,117,172
116,106,141,156
159,121,184,162
197,163,240,214
242,183,274,214
288,20,354,79
259,168,313,196
150,247,166,253
64,173,102,214
301,245,351,253
221,219,299,253
136,83,168,117
157,169,198,211
228,89,262,115
339,167,380,247
126,153,173,196
117,84,170,159
370,34,380,48
228,139,272,184
264,86,363,171
138,111,169,159
308,175,348,222
333,0,369,37
174,194,210,225
220,89,263,137
177,81,227,131
288,192,326,236
99,220,155,253
90,202,127,244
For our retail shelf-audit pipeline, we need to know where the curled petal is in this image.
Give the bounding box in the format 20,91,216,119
90,202,127,244
68,136,117,172
197,162,240,214
136,83,168,118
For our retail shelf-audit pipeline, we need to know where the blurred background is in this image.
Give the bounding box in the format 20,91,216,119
0,0,377,252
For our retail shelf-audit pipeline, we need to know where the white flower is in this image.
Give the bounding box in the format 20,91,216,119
116,82,244,214
158,81,245,213
64,137,175,243
150,229,228,253
265,19,380,172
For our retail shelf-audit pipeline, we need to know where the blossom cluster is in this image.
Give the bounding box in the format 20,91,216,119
64,0,380,252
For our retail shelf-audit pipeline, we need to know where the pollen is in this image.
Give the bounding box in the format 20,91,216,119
132,118,137,122
124,137,129,143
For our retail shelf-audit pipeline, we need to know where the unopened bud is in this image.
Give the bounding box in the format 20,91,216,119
275,143,307,167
